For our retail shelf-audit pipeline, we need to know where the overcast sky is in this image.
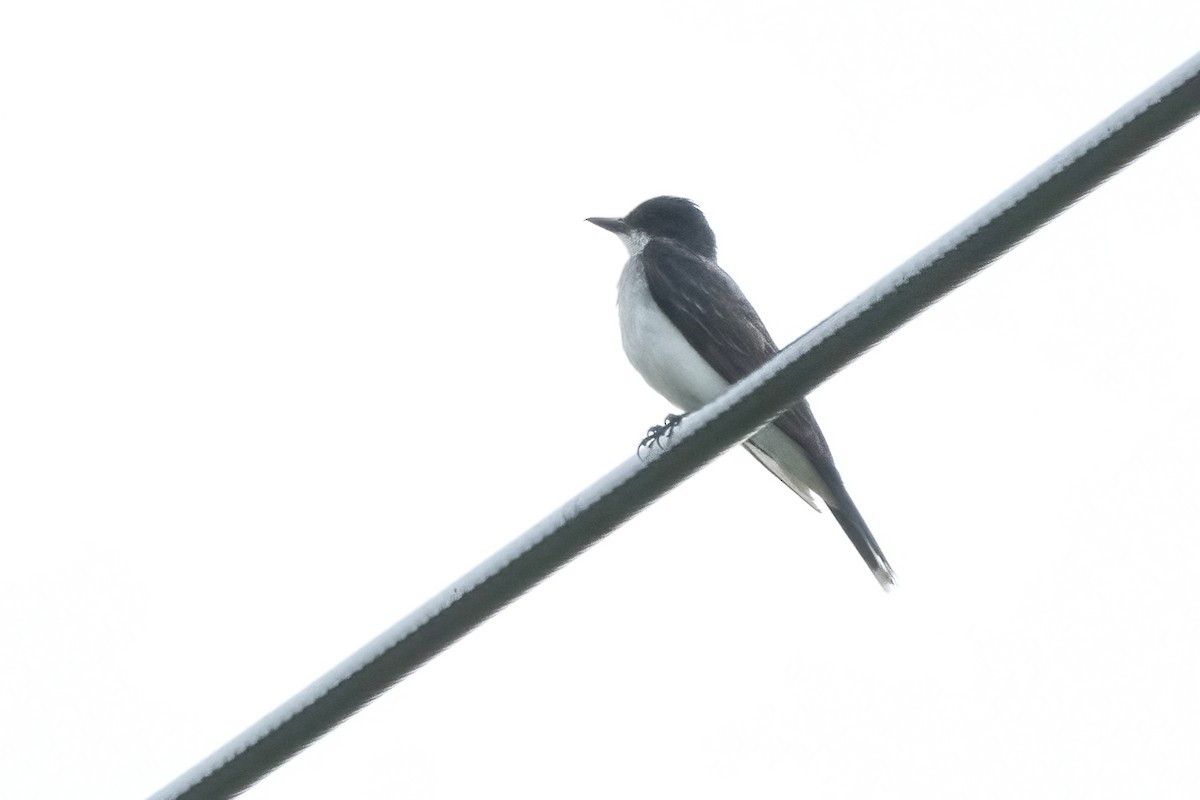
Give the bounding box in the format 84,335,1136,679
3,2,1199,798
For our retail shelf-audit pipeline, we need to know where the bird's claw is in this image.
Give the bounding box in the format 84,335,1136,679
638,413,685,455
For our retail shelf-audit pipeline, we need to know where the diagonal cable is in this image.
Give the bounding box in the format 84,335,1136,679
147,51,1200,800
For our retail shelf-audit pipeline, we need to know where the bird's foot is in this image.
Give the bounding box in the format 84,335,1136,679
638,413,685,455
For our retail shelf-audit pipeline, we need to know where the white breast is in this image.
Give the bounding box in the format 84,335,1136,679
615,255,828,509
616,256,730,413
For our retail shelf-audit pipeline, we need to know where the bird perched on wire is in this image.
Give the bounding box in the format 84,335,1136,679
587,196,896,590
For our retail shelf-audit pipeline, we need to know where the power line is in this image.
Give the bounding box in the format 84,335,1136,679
147,51,1200,800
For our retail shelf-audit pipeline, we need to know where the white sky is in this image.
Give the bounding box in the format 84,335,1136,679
3,2,1199,798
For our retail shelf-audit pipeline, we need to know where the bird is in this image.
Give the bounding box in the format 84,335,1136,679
587,196,896,590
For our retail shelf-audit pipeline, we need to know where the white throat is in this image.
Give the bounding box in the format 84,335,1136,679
616,229,651,259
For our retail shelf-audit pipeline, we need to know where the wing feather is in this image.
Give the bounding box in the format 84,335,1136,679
640,239,896,588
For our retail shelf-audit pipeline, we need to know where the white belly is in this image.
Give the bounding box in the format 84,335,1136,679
616,257,828,509
744,425,827,509
616,258,729,412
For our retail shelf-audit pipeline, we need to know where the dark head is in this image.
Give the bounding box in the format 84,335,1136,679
587,196,717,260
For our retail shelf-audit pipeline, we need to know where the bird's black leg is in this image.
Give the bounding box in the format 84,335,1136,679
638,413,686,454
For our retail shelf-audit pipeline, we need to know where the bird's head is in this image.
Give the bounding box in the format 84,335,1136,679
587,196,717,260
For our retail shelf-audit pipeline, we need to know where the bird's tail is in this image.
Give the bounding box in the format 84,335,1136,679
742,435,896,591
827,492,896,591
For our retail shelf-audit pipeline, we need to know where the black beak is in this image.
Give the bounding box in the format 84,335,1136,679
586,216,629,234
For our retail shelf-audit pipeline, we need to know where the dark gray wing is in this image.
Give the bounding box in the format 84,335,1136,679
640,239,837,471
641,239,896,588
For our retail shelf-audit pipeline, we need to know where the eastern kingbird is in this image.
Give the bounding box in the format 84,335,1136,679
588,196,896,590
